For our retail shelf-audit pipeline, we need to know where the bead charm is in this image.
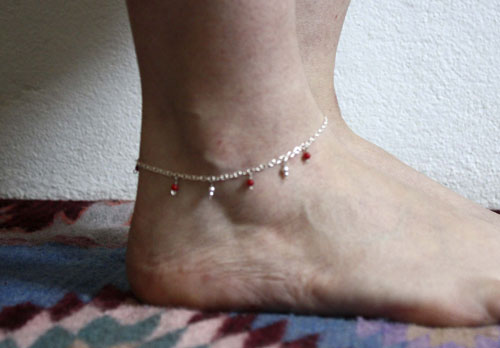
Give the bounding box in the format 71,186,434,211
208,183,215,199
170,177,179,196
281,163,289,178
247,174,255,190
302,151,311,161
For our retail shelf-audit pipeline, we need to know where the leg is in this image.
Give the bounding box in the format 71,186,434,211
126,0,500,326
294,0,499,224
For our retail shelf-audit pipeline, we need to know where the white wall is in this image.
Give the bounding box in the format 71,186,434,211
1,0,499,208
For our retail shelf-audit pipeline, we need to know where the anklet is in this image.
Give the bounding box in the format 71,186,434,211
135,116,328,199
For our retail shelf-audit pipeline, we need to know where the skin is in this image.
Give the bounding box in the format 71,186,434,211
125,0,500,326
294,0,499,225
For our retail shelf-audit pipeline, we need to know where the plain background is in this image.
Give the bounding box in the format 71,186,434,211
1,0,499,209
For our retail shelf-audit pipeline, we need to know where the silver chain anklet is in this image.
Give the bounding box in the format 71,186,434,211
135,116,328,199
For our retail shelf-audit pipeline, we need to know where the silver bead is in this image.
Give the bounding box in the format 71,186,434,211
208,183,215,199
281,164,289,178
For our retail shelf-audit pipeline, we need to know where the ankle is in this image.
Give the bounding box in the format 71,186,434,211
139,88,328,174
133,96,340,230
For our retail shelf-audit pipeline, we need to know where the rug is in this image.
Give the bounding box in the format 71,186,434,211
1,199,500,348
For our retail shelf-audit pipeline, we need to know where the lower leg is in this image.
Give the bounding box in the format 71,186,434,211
128,0,323,174
126,0,500,326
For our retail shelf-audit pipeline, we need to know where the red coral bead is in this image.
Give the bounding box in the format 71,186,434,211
171,183,179,191
302,152,311,160
247,179,254,186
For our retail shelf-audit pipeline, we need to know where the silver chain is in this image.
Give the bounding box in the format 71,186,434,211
135,116,328,184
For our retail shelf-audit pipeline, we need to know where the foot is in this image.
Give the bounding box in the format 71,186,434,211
300,78,499,227
127,104,500,327
332,116,500,225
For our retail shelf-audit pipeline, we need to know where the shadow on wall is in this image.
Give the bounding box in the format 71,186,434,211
0,0,129,107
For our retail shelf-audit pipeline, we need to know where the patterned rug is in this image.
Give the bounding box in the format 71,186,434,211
1,199,500,348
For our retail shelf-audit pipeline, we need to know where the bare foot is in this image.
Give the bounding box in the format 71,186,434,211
125,0,500,327
127,104,500,327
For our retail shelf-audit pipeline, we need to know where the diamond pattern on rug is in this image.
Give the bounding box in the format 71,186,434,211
1,200,500,348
